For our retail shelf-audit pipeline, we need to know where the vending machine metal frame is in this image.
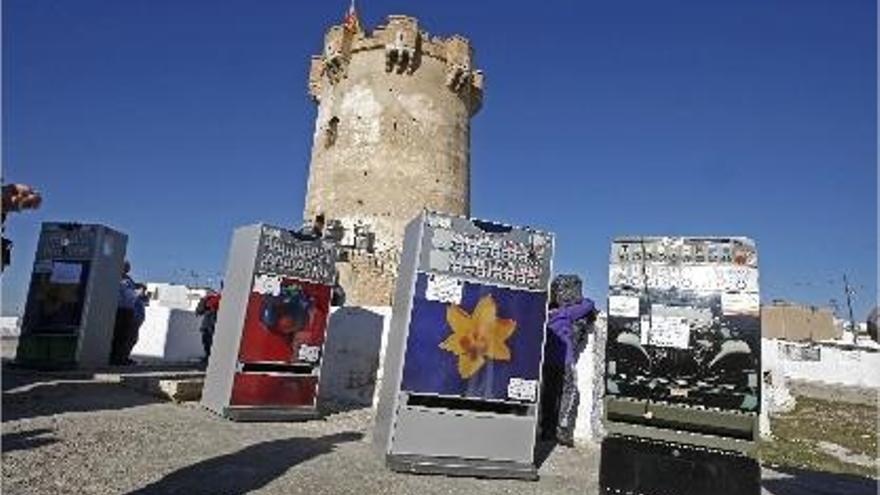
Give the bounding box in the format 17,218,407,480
201,223,337,421
374,211,554,480
601,236,762,495
16,222,128,369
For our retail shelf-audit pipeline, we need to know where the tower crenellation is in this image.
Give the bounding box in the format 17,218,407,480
304,13,483,305
308,15,483,112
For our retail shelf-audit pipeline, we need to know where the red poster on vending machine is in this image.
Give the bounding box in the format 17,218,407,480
231,278,332,407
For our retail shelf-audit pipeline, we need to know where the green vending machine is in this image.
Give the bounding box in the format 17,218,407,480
16,223,127,369
601,236,761,495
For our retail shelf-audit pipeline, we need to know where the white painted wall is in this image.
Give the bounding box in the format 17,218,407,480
319,306,393,408
131,306,203,362
762,338,880,390
573,316,607,443
0,316,20,337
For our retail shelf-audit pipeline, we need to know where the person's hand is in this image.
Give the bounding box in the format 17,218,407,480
2,184,42,212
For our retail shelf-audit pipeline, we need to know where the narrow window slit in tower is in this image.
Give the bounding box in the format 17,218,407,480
325,117,339,148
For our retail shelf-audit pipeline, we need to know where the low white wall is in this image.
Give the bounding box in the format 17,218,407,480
319,306,392,408
573,316,607,442
0,316,20,337
131,306,203,362
762,338,880,390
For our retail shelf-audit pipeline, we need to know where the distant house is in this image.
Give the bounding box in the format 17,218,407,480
761,301,839,341
0,316,20,337
144,283,208,311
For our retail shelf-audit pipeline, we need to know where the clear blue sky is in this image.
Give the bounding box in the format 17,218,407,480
3,0,876,319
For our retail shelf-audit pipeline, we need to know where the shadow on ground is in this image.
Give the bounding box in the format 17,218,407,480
125,431,364,495
762,466,878,495
3,372,160,422
534,440,559,469
1,428,59,453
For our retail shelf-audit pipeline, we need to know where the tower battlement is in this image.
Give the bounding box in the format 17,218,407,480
309,14,483,114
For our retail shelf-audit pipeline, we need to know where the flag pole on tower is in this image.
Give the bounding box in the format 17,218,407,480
344,0,361,33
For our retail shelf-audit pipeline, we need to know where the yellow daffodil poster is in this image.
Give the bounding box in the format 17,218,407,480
400,273,548,402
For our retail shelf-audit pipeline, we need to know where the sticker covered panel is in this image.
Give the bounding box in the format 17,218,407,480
605,237,761,413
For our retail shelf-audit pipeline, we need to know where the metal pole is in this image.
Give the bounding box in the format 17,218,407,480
843,274,857,336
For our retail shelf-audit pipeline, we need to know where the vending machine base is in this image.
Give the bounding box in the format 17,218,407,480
222,405,322,422
13,335,79,370
387,454,538,480
599,436,760,495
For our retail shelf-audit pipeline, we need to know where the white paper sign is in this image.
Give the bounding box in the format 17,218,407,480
50,262,82,284
721,292,760,315
649,315,691,349
640,315,651,345
680,266,725,292
507,377,537,402
297,345,321,363
427,215,452,229
253,274,281,295
609,295,640,318
425,274,463,304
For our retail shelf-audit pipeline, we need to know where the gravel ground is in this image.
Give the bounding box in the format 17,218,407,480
2,369,597,495
2,368,877,495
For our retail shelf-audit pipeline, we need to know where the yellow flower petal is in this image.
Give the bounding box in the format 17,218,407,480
438,293,518,379
439,333,463,355
472,294,498,324
458,353,486,379
446,304,474,338
486,318,516,361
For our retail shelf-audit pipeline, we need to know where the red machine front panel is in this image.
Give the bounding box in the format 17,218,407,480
237,277,331,364
230,276,331,408
230,374,319,407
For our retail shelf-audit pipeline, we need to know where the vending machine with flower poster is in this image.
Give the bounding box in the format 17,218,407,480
201,224,336,421
16,222,127,369
374,211,554,479
601,236,761,495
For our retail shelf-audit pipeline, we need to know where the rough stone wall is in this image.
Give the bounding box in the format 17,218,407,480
304,15,483,305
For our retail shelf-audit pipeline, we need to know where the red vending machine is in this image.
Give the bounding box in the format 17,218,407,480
201,224,337,421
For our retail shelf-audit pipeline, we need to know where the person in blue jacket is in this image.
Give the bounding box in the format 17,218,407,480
540,274,597,446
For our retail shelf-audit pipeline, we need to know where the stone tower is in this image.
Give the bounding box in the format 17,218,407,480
305,14,484,305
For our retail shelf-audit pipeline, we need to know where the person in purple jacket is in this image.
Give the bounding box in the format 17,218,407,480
540,274,597,446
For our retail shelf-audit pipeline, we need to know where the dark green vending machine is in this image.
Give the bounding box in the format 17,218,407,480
601,236,761,495
16,223,127,369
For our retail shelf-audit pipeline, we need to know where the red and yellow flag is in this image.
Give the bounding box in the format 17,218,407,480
343,1,361,33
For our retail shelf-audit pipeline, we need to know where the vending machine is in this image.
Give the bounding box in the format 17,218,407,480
601,236,761,495
16,222,128,369
374,211,554,479
201,223,337,421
